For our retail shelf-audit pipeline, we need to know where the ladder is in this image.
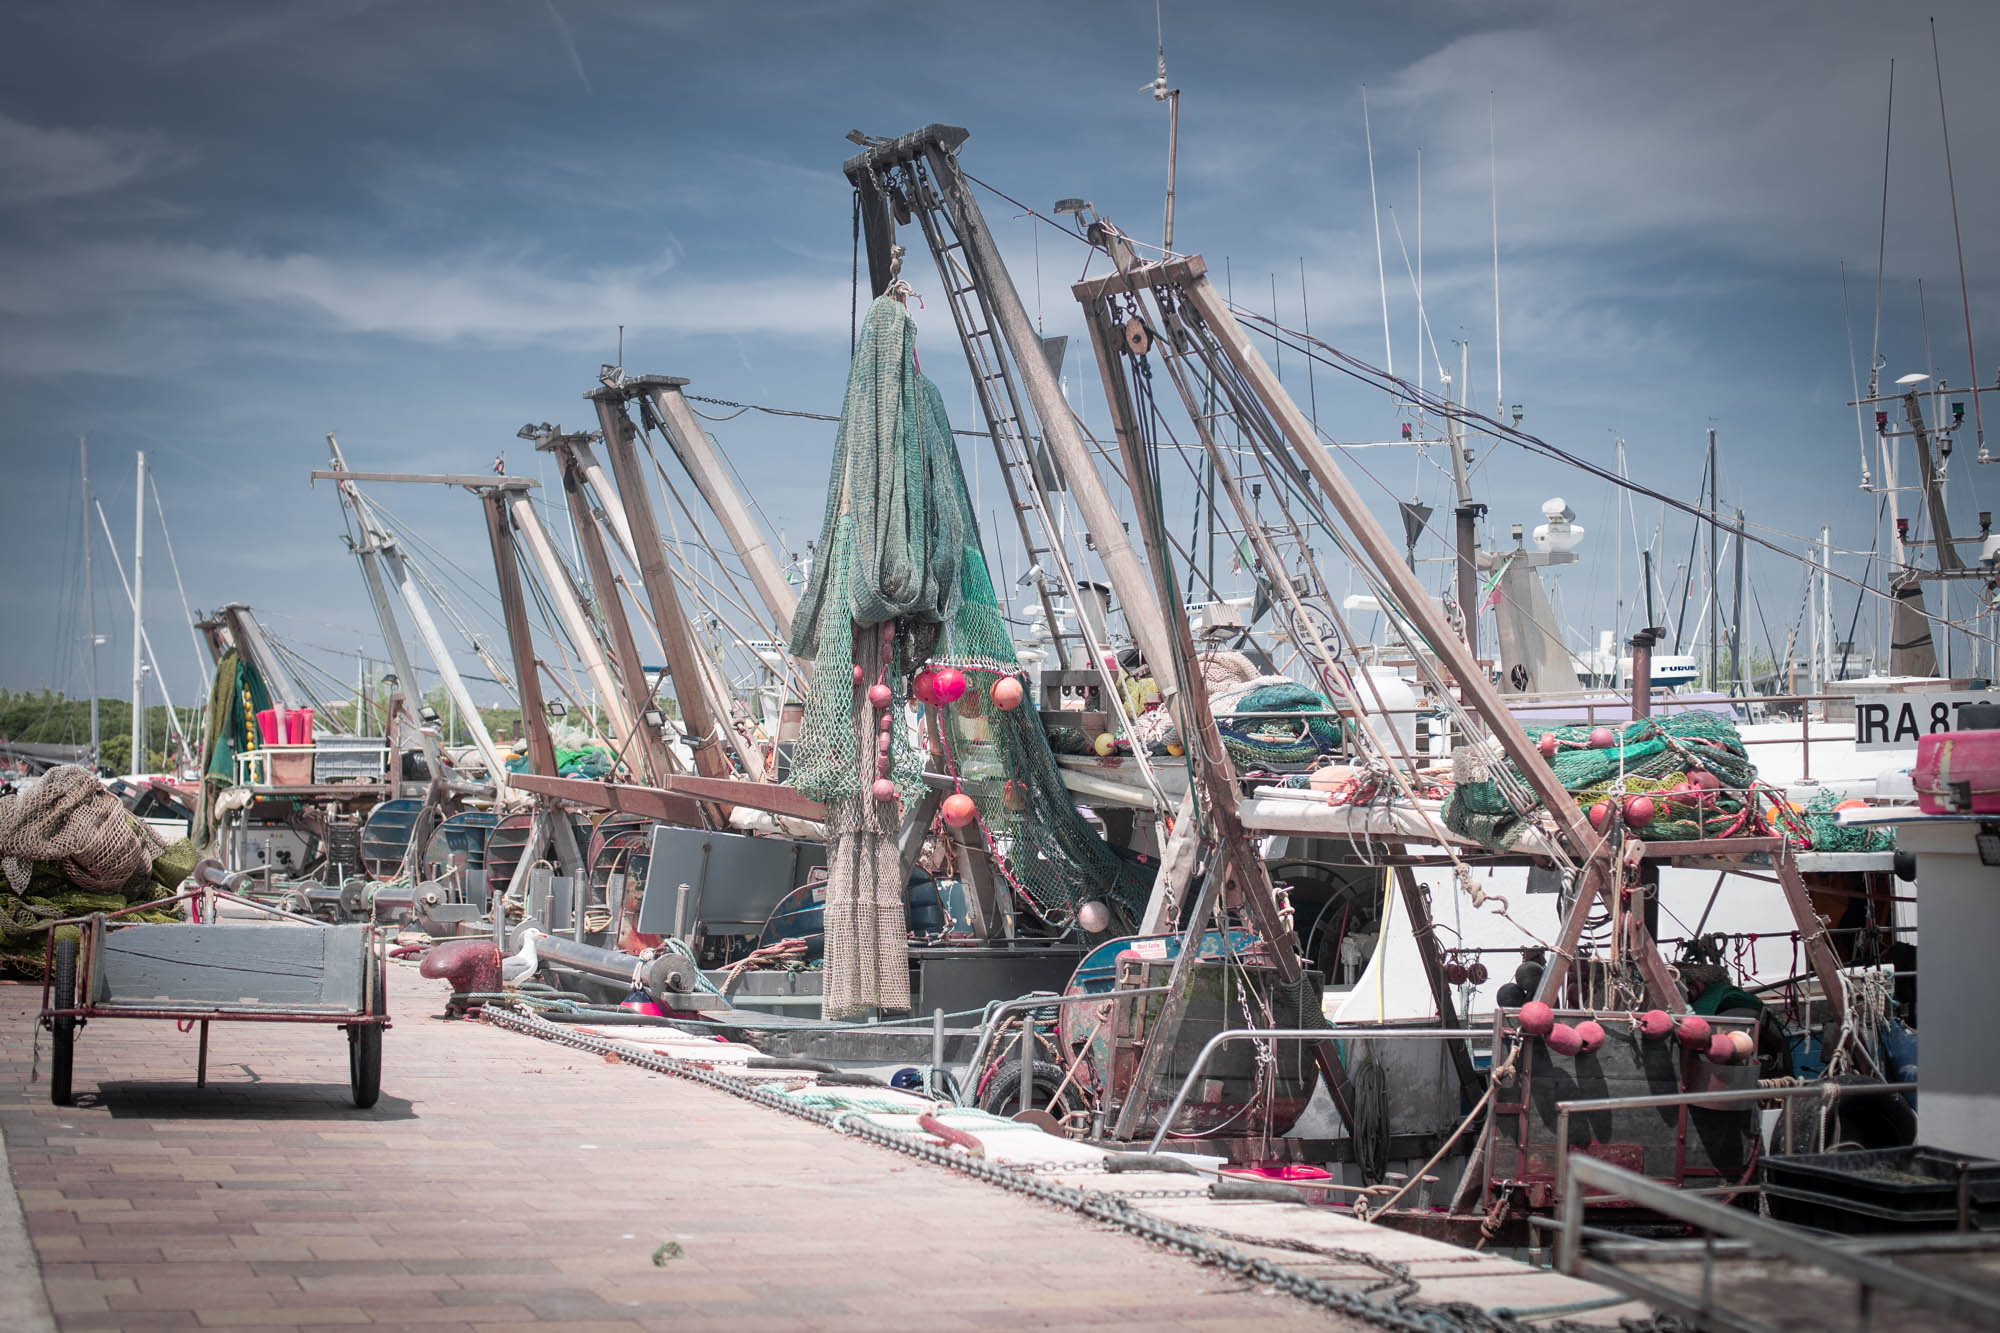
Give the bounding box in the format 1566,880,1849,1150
870,151,1084,673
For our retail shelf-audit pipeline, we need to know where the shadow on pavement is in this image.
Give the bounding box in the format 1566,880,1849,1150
81,1081,418,1120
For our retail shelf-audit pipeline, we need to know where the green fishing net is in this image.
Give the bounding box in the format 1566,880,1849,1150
787,296,1154,963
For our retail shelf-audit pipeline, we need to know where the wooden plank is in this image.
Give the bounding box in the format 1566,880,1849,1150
503,774,705,827
1637,836,1783,859
1772,844,1846,1025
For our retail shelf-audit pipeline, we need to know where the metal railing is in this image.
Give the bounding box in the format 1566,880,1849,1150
1551,1080,1917,1223
1556,1152,2000,1332
956,987,1173,1112
1142,1025,1488,1153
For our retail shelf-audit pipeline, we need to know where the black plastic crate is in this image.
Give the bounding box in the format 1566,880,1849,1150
1762,1146,2000,1234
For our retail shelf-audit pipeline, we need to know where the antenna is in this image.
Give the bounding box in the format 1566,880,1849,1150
1932,17,1986,461
1361,85,1393,379
1489,93,1503,418
1869,60,1892,400
1147,0,1180,252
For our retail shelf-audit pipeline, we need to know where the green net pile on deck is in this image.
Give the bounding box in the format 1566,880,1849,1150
786,298,1152,1010
1444,712,1896,853
1446,713,1760,849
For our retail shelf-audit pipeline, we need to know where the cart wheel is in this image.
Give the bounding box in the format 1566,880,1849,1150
348,1023,381,1109
49,936,77,1107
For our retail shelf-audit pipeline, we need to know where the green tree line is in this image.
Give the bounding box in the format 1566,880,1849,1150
0,690,201,772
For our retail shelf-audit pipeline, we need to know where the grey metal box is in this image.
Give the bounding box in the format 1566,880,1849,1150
313,738,388,783
636,825,826,938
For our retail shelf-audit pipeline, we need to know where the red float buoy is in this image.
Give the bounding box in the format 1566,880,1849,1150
1706,1033,1737,1064
941,792,978,828
1443,961,1467,985
1588,801,1612,831
912,669,940,705
1519,1000,1556,1036
932,667,967,703
867,683,892,709
852,664,864,683
870,777,896,801
1467,961,1489,985
1676,1015,1712,1050
1546,1022,1583,1055
1589,726,1616,749
1639,1009,1673,1039
1574,1020,1606,1054
1538,733,1558,758
1624,795,1656,828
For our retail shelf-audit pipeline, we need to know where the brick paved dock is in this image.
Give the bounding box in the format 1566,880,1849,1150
1,965,1361,1332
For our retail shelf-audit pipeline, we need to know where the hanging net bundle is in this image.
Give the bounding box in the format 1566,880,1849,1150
787,298,1153,1013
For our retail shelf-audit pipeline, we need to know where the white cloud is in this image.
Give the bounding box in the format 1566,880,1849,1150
0,115,190,203
0,239,854,371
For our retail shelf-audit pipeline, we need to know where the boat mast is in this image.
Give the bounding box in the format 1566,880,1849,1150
80,437,100,770
1732,507,1746,694
1447,340,1479,656
1706,428,1719,691
130,450,146,773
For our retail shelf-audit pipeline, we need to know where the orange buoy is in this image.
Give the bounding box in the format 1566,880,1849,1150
991,676,1024,710
941,793,978,828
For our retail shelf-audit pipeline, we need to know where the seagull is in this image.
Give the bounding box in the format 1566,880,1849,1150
500,928,542,988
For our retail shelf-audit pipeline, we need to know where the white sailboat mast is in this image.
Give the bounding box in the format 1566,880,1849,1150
130,451,146,773
80,437,100,768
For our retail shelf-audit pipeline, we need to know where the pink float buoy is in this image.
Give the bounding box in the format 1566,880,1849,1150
1589,726,1616,749
1519,1000,1555,1036
870,777,897,802
1676,1015,1712,1050
932,667,967,704
1639,1009,1674,1039
867,683,892,709
1574,1020,1606,1054
1538,734,1558,758
1546,1023,1583,1056
1706,1033,1737,1064
912,669,940,705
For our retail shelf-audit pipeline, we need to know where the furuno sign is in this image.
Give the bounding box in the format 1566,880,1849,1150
1853,692,1994,752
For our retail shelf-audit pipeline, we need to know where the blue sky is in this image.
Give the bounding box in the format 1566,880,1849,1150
7,0,2000,726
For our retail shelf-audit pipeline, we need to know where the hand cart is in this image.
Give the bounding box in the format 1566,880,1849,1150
37,861,391,1108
